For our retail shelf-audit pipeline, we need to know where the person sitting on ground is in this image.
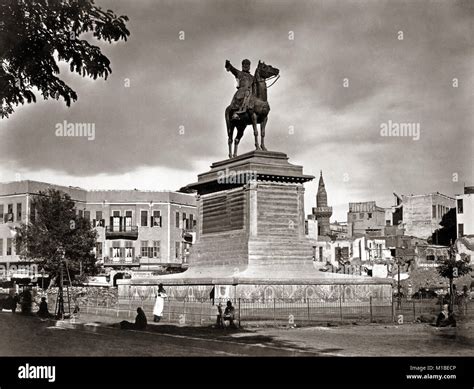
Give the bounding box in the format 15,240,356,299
4,294,18,313
120,307,148,330
37,297,53,319
436,304,456,327
223,300,236,328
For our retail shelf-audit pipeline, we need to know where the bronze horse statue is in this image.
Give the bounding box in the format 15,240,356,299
225,61,279,158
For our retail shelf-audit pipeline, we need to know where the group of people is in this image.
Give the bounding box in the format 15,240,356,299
120,283,167,331
3,289,39,316
119,284,238,331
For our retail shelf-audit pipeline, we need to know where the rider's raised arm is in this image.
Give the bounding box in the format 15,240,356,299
225,60,240,78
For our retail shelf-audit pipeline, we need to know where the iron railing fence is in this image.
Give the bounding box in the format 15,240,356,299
43,294,473,327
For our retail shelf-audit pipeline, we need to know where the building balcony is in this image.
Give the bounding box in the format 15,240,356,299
105,225,138,240
103,256,140,267
312,206,333,217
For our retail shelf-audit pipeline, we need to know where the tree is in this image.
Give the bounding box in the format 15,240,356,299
0,0,129,118
437,243,471,312
429,208,456,246
14,189,99,287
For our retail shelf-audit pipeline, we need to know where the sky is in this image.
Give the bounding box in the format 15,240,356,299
0,0,473,221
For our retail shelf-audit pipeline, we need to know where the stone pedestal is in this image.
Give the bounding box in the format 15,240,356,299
119,150,392,301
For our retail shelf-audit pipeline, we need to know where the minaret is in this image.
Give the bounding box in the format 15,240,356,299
312,171,333,236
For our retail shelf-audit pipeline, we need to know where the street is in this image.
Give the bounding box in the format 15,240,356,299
0,312,472,357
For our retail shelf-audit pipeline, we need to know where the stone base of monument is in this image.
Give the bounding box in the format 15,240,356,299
118,150,392,302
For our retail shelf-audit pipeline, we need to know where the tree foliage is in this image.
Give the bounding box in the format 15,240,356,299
0,0,130,118
437,245,471,281
437,243,471,310
14,189,99,284
429,207,457,246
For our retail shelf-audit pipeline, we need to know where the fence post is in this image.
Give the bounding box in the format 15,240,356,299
339,294,343,322
369,296,373,323
168,298,172,322
391,298,394,323
273,299,276,327
307,299,310,324
238,298,241,328
200,299,204,325
183,299,186,324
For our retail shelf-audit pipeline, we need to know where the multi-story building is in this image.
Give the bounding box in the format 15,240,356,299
456,186,474,238
347,201,388,237
330,221,348,239
398,193,455,240
0,180,197,282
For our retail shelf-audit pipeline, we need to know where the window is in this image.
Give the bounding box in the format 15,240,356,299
175,241,181,259
175,211,180,228
124,241,133,260
367,213,372,219
125,211,132,231
457,199,463,214
112,241,121,260
359,213,363,219
190,214,194,228
78,209,83,218
319,247,323,262
152,241,160,258
458,223,464,237
432,205,436,219
84,210,90,221
141,210,148,227
16,203,22,221
95,211,104,227
141,241,148,257
113,214,120,231
96,242,103,258
0,204,3,224
7,204,13,222
6,238,12,255
0,239,3,256
183,212,187,229
152,211,161,227
386,220,391,226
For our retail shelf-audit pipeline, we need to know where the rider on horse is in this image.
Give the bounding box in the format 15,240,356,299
225,59,254,120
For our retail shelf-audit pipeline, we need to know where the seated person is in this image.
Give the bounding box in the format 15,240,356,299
37,297,54,319
436,304,456,327
120,307,148,330
223,300,236,328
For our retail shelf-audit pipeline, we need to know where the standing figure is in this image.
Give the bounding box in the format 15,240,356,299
20,288,32,315
153,284,167,322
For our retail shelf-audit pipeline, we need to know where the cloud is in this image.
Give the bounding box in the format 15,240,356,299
0,0,472,220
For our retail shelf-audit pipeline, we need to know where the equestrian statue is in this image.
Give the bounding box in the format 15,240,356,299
225,59,279,159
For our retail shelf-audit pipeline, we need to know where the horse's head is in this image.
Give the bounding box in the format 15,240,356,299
257,60,279,79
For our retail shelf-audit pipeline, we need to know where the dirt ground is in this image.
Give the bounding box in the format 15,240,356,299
1,311,472,356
